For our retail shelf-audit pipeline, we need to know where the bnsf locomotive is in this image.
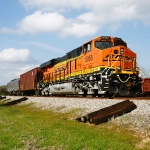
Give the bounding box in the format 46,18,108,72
7,36,142,97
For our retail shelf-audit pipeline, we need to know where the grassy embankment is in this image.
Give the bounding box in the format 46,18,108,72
0,99,149,150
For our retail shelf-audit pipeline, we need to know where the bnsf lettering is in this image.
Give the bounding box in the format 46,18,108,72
103,54,120,60
125,57,132,62
85,55,93,62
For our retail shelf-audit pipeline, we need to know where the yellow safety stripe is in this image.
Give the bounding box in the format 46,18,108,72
54,54,83,67
44,65,136,83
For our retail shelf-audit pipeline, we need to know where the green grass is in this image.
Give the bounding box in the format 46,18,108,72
0,101,149,150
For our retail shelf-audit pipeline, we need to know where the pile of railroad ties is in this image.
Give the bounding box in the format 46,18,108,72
76,100,137,125
0,96,28,106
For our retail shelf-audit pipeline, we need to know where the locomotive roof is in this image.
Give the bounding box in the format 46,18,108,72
40,46,82,69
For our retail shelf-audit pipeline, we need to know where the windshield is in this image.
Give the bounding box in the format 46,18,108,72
114,41,127,47
95,41,113,50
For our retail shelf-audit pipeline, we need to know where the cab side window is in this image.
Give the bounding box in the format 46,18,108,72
83,42,91,53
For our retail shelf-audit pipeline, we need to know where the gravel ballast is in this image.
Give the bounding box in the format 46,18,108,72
5,96,150,137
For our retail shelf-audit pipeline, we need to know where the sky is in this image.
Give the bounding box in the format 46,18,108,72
0,0,150,85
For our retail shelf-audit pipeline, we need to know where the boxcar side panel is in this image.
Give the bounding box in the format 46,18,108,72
142,78,150,93
20,67,42,91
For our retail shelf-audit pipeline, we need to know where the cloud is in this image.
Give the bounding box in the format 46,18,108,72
0,48,33,63
19,0,150,18
0,27,13,33
19,0,88,11
0,48,40,85
0,63,38,86
0,11,102,37
17,11,65,33
60,23,99,37
2,0,150,37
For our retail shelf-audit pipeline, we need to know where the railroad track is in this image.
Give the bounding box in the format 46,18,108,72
2,95,150,100
28,95,150,100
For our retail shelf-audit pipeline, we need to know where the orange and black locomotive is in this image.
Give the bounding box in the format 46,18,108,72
39,36,141,96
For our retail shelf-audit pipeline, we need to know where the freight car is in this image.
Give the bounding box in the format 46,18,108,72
142,78,150,96
6,67,43,96
7,78,20,95
38,36,142,97
19,67,43,95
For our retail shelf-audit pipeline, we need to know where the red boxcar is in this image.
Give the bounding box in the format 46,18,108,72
142,78,150,96
20,67,43,95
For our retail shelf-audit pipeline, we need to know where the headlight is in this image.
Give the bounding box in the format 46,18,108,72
120,48,124,54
